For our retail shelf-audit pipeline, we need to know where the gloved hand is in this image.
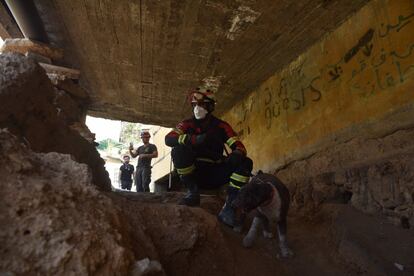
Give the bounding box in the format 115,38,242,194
227,150,244,167
181,133,207,146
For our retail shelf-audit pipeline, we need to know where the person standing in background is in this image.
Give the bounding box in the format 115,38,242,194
119,155,134,191
129,131,158,192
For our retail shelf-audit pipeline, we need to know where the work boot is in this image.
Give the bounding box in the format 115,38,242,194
217,187,239,227
218,201,236,226
178,191,200,206
178,175,200,207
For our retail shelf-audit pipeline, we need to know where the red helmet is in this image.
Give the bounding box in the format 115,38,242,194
188,86,216,104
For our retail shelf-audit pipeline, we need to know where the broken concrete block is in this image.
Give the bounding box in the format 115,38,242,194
54,89,84,123
131,258,166,276
0,52,110,191
394,262,404,271
0,38,63,60
0,130,135,275
25,51,52,64
55,78,89,100
39,63,80,80
70,122,96,143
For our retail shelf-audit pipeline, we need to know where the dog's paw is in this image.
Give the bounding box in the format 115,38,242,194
242,235,256,248
262,230,273,239
233,225,242,233
277,246,294,259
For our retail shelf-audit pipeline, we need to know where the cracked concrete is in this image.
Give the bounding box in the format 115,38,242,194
32,0,369,126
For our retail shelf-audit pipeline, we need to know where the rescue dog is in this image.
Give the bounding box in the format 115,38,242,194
233,171,294,258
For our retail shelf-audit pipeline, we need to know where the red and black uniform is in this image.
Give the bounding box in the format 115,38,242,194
165,115,252,190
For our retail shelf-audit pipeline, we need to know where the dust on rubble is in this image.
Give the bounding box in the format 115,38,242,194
0,52,110,191
110,191,414,276
0,130,134,275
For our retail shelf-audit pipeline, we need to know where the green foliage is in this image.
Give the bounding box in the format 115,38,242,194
96,138,123,151
96,138,124,157
119,121,141,146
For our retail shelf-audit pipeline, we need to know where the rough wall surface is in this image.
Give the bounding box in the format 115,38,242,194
222,0,414,223
277,127,414,227
0,52,110,190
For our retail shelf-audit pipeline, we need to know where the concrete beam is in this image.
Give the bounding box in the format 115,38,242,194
25,51,51,64
34,0,371,125
39,63,80,80
0,38,63,60
0,2,22,39
55,79,89,100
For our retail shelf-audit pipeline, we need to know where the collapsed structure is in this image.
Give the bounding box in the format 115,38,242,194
1,0,414,275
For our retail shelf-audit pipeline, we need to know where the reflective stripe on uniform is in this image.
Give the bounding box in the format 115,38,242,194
229,181,241,189
176,164,195,175
173,128,184,135
196,157,222,164
230,172,249,183
226,136,238,147
178,134,187,145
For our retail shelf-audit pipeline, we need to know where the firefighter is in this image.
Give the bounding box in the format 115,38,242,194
165,86,253,228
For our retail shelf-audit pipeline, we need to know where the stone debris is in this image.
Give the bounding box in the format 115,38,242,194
132,258,165,276
0,52,110,190
0,130,134,275
39,62,80,80
394,263,404,271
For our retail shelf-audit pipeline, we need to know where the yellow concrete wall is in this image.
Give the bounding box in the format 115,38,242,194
148,126,172,190
222,0,414,172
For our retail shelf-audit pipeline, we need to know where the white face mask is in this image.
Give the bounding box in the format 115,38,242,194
193,105,208,120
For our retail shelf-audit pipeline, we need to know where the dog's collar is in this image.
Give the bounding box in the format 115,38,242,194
260,187,275,207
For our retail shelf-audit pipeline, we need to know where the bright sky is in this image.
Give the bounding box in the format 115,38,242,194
85,115,122,142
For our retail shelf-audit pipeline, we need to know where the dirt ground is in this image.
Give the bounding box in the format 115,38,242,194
110,191,414,276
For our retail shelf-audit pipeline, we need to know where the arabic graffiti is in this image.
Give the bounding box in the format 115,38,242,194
346,38,414,96
379,12,414,38
264,73,322,129
328,65,343,81
235,97,255,138
320,11,414,96
344,28,375,63
232,10,414,135
320,29,375,83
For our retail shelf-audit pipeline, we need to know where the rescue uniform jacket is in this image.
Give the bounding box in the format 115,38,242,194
165,115,246,162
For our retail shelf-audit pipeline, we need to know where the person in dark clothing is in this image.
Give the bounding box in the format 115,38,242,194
129,131,158,192
119,155,134,191
165,86,253,228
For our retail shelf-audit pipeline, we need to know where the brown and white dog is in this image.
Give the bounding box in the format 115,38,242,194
233,171,294,258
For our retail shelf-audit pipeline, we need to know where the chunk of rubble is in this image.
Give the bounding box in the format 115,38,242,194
0,130,134,275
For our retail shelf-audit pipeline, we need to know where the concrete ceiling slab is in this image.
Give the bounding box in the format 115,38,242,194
0,1,23,39
34,0,370,126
